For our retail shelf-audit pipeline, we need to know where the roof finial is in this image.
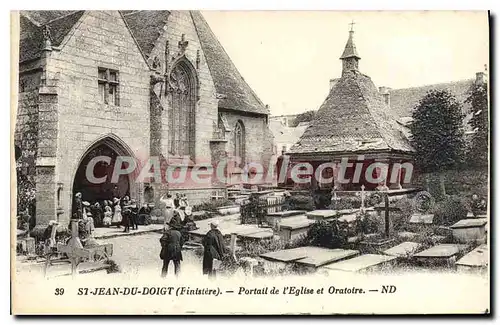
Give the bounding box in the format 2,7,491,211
349,20,356,32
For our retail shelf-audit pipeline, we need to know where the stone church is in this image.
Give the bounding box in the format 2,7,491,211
15,11,274,225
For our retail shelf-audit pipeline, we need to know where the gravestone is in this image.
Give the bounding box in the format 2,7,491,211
397,231,418,240
413,243,467,266
450,218,487,244
294,248,359,268
337,214,357,223
323,254,397,273
383,241,422,257
238,230,274,242
267,210,306,217
278,218,315,241
306,210,337,221
456,244,488,271
409,214,434,224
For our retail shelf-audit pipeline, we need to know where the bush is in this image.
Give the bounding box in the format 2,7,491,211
305,220,347,249
432,195,468,225
288,195,315,211
392,197,416,230
192,199,234,213
355,211,382,234
240,196,266,225
329,195,361,210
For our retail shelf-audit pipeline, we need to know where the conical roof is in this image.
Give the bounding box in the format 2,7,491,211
340,31,360,60
289,70,413,155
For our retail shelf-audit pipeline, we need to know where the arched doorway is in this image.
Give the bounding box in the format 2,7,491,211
71,136,135,208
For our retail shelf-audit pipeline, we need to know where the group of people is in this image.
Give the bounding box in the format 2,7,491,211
158,192,227,278
73,192,154,235
160,219,226,279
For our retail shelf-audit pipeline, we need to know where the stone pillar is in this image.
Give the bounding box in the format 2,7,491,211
389,160,403,190
35,70,59,225
374,158,389,191
35,162,57,225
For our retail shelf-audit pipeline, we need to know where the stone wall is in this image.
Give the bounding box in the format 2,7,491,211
412,167,489,198
47,11,152,223
222,110,273,173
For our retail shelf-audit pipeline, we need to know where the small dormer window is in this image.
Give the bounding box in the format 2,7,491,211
98,68,119,106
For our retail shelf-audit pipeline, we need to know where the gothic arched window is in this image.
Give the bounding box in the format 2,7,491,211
168,60,197,158
234,120,245,165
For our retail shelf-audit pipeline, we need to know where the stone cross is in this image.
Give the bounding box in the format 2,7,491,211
349,20,356,32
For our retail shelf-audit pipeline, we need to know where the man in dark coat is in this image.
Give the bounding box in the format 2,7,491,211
159,224,183,277
202,220,226,278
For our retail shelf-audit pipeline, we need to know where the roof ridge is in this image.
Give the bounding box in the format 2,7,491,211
190,11,267,112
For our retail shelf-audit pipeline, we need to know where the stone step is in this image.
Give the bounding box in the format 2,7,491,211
383,241,422,257
322,254,397,273
456,244,488,271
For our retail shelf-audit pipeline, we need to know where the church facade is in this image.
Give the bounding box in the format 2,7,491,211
15,11,274,225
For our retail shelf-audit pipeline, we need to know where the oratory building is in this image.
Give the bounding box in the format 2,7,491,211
288,28,414,191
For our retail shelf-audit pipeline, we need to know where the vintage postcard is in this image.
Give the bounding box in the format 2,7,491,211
11,10,490,315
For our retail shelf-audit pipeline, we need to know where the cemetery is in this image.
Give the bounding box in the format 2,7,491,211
179,182,490,277
15,179,489,279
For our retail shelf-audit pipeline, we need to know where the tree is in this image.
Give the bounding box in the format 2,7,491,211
291,110,316,127
409,89,465,197
465,82,488,167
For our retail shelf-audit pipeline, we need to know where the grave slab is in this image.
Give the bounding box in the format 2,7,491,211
397,231,418,240
456,244,488,269
306,210,338,221
338,214,357,223
409,214,434,224
260,247,310,262
383,242,422,257
238,231,274,241
413,244,466,258
294,248,359,268
450,218,487,244
267,210,306,217
323,254,397,272
278,218,315,241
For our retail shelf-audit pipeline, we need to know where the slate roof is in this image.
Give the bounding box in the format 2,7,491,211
121,11,170,59
389,79,475,118
289,70,413,155
19,11,85,62
190,11,269,115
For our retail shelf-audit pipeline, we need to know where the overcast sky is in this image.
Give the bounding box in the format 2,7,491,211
202,11,489,116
